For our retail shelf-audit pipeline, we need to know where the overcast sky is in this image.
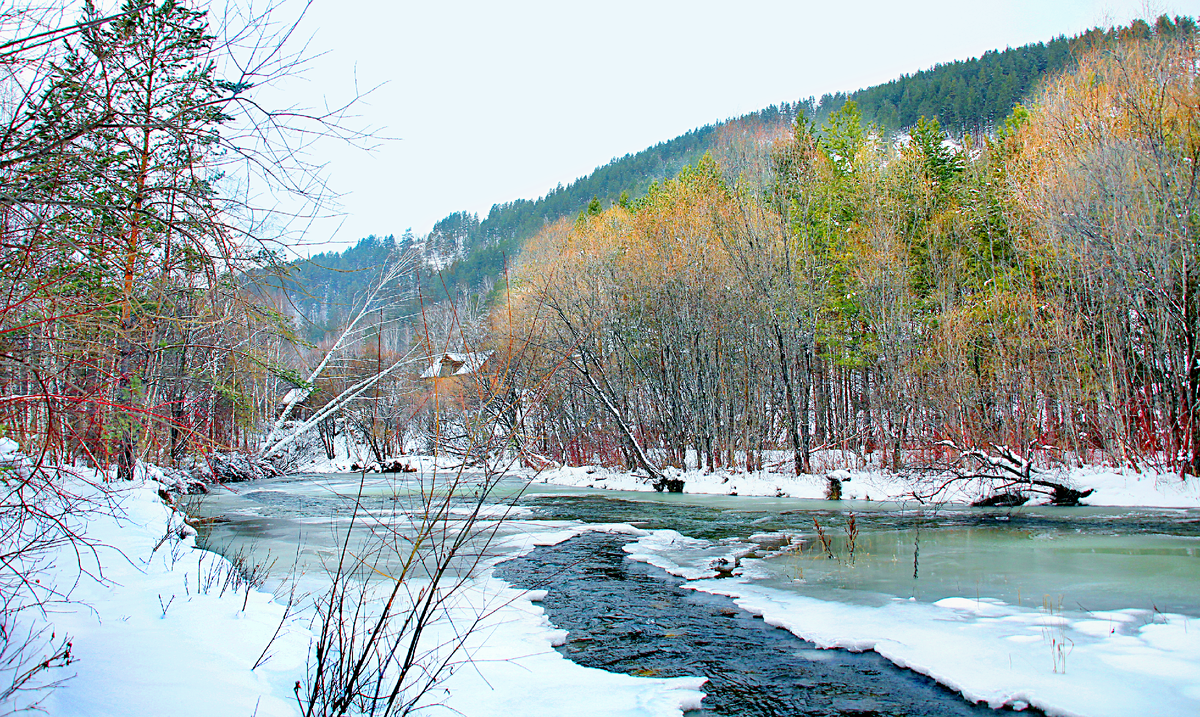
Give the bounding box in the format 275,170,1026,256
266,0,1198,256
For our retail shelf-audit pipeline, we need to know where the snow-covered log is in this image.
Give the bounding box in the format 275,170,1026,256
915,442,1094,506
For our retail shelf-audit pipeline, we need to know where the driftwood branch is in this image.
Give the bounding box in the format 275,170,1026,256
915,442,1095,506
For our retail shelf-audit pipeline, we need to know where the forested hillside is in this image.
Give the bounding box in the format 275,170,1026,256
280,125,718,333
807,18,1193,132
288,16,1200,323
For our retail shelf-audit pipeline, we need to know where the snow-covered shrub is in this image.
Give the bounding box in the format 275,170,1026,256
0,439,100,710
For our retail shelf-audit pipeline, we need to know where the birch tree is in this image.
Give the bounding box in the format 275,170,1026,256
259,252,421,460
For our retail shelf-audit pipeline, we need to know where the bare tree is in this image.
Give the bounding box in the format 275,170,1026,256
1018,29,1200,471
299,388,530,716
260,252,418,460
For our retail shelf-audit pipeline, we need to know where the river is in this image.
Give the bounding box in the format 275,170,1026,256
190,470,1200,716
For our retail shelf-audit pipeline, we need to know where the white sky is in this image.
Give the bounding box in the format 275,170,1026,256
264,0,1198,255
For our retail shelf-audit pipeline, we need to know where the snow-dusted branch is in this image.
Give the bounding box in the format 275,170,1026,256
259,348,422,460
914,441,1094,506
260,251,415,455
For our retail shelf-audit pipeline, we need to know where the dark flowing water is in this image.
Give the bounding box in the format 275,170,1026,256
497,531,1016,717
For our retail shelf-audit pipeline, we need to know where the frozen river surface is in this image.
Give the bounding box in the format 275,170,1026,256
193,472,1200,716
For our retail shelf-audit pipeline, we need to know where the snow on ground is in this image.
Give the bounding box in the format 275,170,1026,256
1060,466,1200,508
32,472,310,717
16,455,704,716
284,420,1200,508
523,460,1200,508
624,529,1200,717
301,451,463,476
524,462,890,501
272,421,467,477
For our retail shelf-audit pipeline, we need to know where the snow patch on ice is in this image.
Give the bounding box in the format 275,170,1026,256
623,530,754,581
449,504,534,519
604,548,1200,717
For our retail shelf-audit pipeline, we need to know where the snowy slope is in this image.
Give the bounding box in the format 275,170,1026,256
35,474,310,717
525,462,1200,508
18,465,705,717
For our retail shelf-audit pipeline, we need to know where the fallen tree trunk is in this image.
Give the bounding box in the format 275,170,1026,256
915,442,1094,506
573,356,672,490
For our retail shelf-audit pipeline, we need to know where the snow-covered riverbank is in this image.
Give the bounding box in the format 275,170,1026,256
280,413,1200,509
26,469,705,716
523,461,1200,508
28,472,309,717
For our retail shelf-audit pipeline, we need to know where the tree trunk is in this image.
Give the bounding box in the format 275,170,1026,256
576,355,663,485
114,323,138,481
775,325,808,474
